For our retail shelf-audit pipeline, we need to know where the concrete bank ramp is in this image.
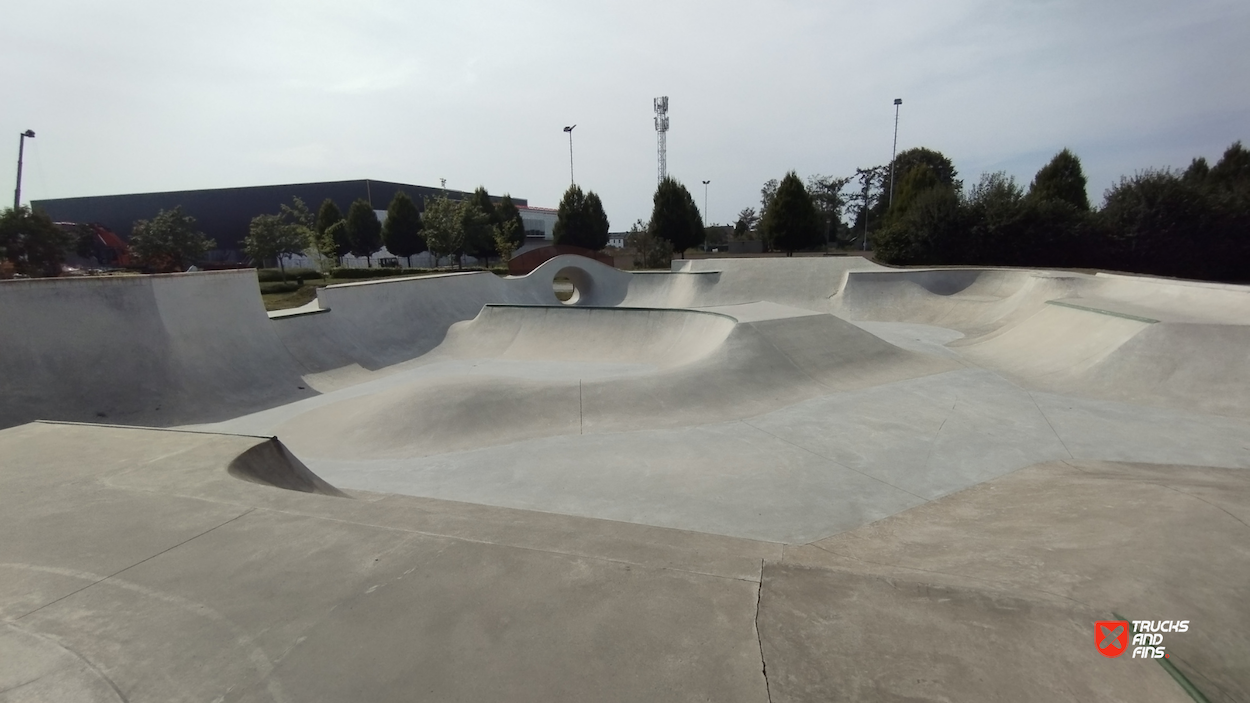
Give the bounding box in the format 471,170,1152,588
0,271,314,430
666,257,886,310
426,304,737,368
834,268,1086,333
272,270,551,375
958,307,1250,416
269,256,642,377
837,268,1250,414
272,304,958,460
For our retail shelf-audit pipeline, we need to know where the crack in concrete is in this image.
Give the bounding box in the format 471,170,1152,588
920,399,958,473
0,672,51,697
754,559,773,703
2,622,130,703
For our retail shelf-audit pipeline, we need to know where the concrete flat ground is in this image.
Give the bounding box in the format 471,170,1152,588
1,257,1248,701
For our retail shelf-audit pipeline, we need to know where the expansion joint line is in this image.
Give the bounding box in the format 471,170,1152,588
1025,389,1074,460
740,419,928,503
755,559,773,703
14,508,256,622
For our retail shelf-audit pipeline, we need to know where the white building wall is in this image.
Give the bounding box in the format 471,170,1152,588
518,206,558,241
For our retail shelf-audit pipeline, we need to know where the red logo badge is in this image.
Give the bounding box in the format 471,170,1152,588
1096,620,1129,657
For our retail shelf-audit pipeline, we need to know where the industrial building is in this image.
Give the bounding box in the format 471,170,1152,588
32,179,555,264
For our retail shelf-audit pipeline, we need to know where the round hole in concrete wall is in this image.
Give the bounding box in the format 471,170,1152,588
552,266,594,305
552,276,576,303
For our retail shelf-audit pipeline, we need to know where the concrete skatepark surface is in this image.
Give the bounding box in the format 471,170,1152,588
1,256,1248,701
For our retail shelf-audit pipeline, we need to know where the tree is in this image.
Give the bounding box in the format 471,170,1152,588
243,209,310,280
493,219,520,264
759,179,779,227
760,172,821,255
469,187,498,226
1183,157,1210,185
554,185,587,248
422,193,464,267
315,198,350,264
650,177,704,257
583,191,610,251
1099,150,1250,280
964,171,1026,264
130,206,215,272
460,199,496,267
850,166,886,250
889,165,943,219
1028,148,1091,211
733,207,759,240
0,206,75,277
873,185,964,265
495,194,525,251
807,174,853,249
889,147,960,195
1209,140,1250,187
1100,168,1216,278
552,185,610,250
382,191,425,267
242,196,314,279
625,218,669,269
874,147,960,226
345,198,382,266
282,196,314,233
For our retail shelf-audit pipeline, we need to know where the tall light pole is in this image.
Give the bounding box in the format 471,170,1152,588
888,98,902,209
702,180,710,227
14,129,35,210
563,125,576,186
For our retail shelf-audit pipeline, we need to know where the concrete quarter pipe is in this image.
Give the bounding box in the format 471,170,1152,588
1,255,1247,702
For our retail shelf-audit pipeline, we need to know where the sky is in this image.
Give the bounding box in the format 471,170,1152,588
4,0,1249,229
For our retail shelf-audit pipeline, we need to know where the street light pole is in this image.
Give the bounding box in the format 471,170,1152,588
888,99,902,209
563,125,576,186
14,130,35,210
702,180,710,227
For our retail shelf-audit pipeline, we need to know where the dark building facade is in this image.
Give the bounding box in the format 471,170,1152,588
32,179,527,262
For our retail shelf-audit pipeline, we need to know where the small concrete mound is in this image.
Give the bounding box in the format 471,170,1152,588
228,436,349,496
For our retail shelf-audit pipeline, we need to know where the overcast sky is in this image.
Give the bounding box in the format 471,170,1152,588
4,0,1248,229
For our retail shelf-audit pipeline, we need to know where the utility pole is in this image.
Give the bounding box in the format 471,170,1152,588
563,125,576,186
13,130,35,210
888,98,902,209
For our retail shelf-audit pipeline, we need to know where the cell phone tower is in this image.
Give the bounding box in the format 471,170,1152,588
654,96,669,184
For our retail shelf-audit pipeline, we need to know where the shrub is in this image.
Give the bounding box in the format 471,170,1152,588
259,281,302,294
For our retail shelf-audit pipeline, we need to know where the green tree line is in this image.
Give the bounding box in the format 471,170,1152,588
872,142,1250,281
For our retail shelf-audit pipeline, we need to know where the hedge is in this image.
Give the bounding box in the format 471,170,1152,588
256,268,322,283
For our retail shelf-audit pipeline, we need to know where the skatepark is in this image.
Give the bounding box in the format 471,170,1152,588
1,256,1247,701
